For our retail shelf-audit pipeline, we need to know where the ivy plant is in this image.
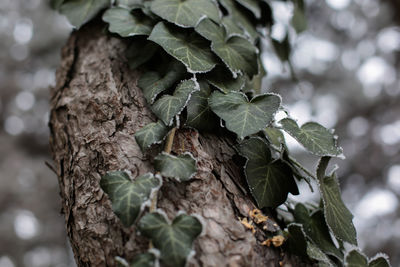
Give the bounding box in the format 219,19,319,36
52,0,392,266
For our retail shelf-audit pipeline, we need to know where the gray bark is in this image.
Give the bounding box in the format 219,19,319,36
49,22,305,267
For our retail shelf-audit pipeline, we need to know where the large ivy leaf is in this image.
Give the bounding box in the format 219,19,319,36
186,81,218,131
131,252,156,267
280,118,343,157
209,91,281,139
317,157,357,245
235,0,261,19
151,79,199,126
196,19,258,78
236,137,298,208
100,171,161,226
154,152,197,182
138,60,186,104
102,7,153,37
218,0,258,42
205,66,246,93
148,22,217,73
60,0,110,28
345,250,391,267
138,212,202,267
293,203,343,260
150,0,220,28
134,121,170,152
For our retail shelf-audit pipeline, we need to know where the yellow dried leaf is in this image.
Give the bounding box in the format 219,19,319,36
249,208,269,224
239,217,255,233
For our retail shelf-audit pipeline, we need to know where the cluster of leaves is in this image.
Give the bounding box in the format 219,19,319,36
52,0,391,266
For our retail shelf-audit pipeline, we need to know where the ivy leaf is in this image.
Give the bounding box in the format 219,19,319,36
369,254,391,267
150,0,220,28
280,118,343,157
306,242,334,267
235,0,261,19
134,121,170,152
138,212,202,267
221,16,247,39
50,0,64,10
293,203,343,260
100,171,161,226
151,79,199,126
102,7,153,37
186,81,218,131
117,0,143,9
60,0,110,28
205,66,246,93
138,60,186,104
126,39,158,70
317,157,357,245
148,22,218,73
209,91,281,139
195,19,258,78
272,34,291,62
264,127,286,149
219,0,258,42
345,250,368,267
154,152,197,182
236,137,299,208
291,0,307,33
286,223,307,257
131,252,157,267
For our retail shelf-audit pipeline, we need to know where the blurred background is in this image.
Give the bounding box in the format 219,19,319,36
0,0,399,266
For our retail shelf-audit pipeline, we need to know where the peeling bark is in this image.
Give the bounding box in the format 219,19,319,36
49,22,306,267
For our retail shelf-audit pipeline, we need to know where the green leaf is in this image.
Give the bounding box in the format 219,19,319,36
293,203,343,260
148,22,218,73
60,0,110,28
317,157,357,245
209,91,281,139
186,80,218,131
291,2,307,33
236,137,298,208
126,39,158,70
138,60,186,104
221,16,247,39
154,152,197,182
134,121,170,151
205,66,246,93
369,254,391,267
235,0,261,19
219,0,258,42
286,223,307,257
272,34,291,62
345,250,368,267
150,0,220,28
50,0,64,10
131,252,156,267
100,171,161,226
196,19,258,78
265,127,286,149
117,0,143,9
138,212,202,267
151,79,199,125
306,242,334,267
102,7,153,37
280,118,343,157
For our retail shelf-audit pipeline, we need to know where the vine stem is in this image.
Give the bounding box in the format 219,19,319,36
287,155,317,180
149,127,177,213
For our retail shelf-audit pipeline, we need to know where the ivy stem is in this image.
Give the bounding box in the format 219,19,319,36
288,155,317,180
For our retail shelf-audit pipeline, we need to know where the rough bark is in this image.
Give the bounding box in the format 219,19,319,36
49,22,305,267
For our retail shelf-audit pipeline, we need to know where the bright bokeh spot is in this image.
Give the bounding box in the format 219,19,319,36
355,189,398,219
14,210,39,240
388,165,400,194
326,0,351,10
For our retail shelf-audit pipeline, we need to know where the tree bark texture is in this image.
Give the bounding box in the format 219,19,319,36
49,23,304,267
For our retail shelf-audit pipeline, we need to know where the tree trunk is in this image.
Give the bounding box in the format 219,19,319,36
49,22,304,267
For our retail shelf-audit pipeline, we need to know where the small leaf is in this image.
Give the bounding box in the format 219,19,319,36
236,137,298,208
60,0,110,28
102,7,153,37
186,81,218,131
306,242,334,267
317,157,357,245
100,171,161,226
369,254,391,267
209,91,281,139
219,0,258,42
195,19,258,78
134,121,170,151
150,0,220,28
138,60,186,104
280,118,343,157
286,223,307,257
235,0,261,19
264,127,286,149
131,252,156,267
151,79,199,125
148,22,218,73
291,1,307,33
205,66,246,93
154,152,197,182
345,250,368,267
126,39,158,70
272,34,291,62
138,212,202,267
